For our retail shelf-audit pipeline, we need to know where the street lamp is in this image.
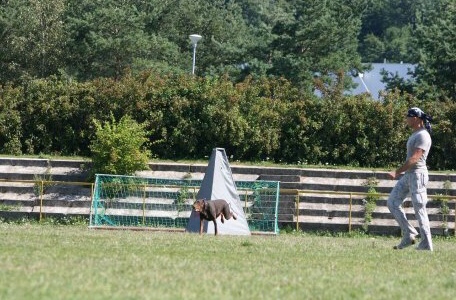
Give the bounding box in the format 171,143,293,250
189,34,202,75
358,73,370,94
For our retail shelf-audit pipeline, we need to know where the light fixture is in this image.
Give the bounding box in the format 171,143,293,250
189,34,202,75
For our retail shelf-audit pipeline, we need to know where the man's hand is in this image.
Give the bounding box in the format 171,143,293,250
388,148,425,180
388,171,397,180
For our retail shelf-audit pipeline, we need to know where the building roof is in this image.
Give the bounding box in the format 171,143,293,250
347,63,415,100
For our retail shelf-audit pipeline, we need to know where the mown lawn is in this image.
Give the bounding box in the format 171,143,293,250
1,224,455,300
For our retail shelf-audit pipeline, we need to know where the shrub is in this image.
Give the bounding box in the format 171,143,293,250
362,177,380,232
89,114,150,177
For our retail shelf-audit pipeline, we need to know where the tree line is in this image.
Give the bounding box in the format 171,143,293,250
1,72,455,170
0,0,455,100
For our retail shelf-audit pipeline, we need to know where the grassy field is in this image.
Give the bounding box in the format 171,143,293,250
1,224,455,300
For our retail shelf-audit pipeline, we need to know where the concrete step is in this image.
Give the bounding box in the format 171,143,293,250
258,174,301,182
281,182,456,195
0,157,89,169
0,160,89,187
148,161,456,181
3,157,454,182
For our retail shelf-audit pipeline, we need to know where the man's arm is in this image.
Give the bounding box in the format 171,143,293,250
388,148,425,180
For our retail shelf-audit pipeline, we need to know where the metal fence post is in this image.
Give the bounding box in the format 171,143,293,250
39,181,44,222
89,183,94,226
296,191,299,232
245,191,248,210
142,183,147,225
348,193,353,233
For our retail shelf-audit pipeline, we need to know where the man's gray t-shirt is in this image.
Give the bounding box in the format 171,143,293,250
406,128,432,172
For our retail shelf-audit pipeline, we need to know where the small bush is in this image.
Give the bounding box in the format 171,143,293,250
89,114,151,178
362,177,380,232
33,161,54,196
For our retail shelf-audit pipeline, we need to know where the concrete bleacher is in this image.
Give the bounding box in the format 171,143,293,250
0,157,454,235
0,158,92,220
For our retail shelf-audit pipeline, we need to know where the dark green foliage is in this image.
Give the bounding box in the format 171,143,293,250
430,105,456,169
1,72,455,170
0,0,66,82
358,0,456,101
268,0,364,90
17,76,94,155
64,0,159,80
0,83,22,155
412,0,456,100
358,0,418,63
1,0,455,103
1,0,364,90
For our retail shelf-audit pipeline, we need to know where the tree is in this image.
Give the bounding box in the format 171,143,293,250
142,0,256,79
64,0,155,80
359,33,385,63
412,0,456,101
267,0,364,91
0,0,66,82
358,0,418,63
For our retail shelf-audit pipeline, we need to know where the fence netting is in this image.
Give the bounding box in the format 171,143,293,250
90,174,280,234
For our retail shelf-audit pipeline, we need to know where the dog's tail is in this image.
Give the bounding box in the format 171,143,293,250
228,202,237,220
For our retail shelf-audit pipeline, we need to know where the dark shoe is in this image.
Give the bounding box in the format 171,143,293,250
393,235,416,249
415,247,432,251
416,242,433,251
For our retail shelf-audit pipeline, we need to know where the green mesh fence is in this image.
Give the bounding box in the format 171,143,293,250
89,174,280,234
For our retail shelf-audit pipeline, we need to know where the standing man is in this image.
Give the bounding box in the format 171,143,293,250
387,107,433,251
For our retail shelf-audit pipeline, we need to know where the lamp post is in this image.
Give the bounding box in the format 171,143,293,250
358,73,370,94
189,34,202,75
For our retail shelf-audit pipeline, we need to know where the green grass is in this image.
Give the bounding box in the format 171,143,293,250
1,224,455,300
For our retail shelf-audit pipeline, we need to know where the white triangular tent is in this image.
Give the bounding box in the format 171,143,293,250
186,148,251,235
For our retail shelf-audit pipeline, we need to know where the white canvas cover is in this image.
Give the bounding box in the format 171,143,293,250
186,148,251,235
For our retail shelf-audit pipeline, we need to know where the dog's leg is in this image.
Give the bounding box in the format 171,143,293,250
213,220,218,235
223,203,237,221
220,213,225,224
199,217,204,235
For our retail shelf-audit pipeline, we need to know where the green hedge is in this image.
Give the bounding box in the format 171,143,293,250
1,72,455,170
